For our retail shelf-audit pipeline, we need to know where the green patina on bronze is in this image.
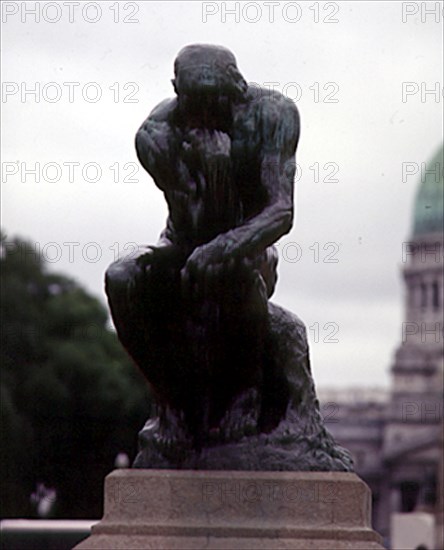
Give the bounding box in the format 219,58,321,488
412,146,444,237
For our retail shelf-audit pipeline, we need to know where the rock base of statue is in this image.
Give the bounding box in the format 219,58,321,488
131,303,354,472
73,469,385,549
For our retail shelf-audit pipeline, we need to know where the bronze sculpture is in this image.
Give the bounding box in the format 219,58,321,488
105,44,352,471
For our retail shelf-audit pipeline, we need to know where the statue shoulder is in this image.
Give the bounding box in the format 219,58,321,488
149,97,178,122
135,98,177,176
137,97,177,132
244,86,300,155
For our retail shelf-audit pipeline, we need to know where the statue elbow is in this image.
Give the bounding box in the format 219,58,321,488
281,208,293,235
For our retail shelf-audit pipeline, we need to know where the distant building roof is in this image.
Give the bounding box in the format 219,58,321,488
412,145,444,237
317,387,390,404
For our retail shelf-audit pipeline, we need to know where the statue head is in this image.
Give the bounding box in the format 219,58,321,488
172,44,248,102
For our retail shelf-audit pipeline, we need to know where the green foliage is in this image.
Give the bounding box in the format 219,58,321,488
0,230,151,518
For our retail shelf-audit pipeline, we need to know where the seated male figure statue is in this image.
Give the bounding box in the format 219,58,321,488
106,44,352,471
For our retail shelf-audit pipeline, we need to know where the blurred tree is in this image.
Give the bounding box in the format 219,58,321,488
0,231,151,518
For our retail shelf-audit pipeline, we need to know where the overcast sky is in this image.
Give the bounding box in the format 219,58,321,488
2,1,443,389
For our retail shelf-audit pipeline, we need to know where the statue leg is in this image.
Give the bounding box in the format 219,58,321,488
105,249,186,406
105,255,143,359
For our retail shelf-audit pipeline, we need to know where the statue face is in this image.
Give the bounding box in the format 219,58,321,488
175,60,230,99
173,45,245,102
175,62,219,97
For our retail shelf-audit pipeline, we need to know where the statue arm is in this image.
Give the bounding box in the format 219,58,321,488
223,152,296,259
135,98,177,190
157,216,176,247
136,215,178,269
183,97,299,278
134,102,180,264
227,96,300,258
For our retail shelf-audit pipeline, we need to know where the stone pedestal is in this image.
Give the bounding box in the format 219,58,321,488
74,470,385,549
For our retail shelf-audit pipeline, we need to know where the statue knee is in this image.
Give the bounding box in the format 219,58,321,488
105,258,140,301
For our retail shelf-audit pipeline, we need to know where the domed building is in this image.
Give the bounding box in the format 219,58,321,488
318,145,443,549
413,147,444,237
382,145,443,548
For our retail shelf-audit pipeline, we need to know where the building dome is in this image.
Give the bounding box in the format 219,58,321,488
412,146,444,237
